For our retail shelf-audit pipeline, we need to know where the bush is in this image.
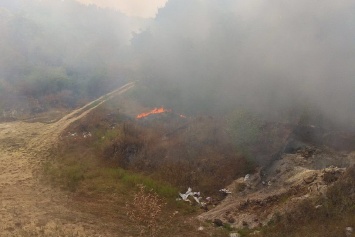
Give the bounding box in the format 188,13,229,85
126,184,167,236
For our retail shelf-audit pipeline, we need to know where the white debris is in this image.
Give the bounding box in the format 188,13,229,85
219,188,232,194
198,226,204,231
230,233,240,237
179,187,192,201
244,174,250,182
82,132,92,138
178,187,201,204
68,132,77,137
193,196,202,204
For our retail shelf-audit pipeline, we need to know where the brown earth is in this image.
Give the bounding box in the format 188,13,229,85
0,82,135,236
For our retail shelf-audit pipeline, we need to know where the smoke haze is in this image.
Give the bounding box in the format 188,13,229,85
132,0,355,126
75,0,168,18
0,0,354,127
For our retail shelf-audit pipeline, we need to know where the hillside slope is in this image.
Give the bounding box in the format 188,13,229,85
0,82,134,236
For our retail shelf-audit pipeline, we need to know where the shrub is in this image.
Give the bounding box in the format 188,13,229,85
126,184,167,236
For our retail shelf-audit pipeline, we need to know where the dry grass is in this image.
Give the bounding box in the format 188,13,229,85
126,184,171,236
42,112,229,236
46,100,325,236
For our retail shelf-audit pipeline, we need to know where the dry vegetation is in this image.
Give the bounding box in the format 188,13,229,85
55,104,255,197
43,98,354,236
126,184,168,236
43,105,236,236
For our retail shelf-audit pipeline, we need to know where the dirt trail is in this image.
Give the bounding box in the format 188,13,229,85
0,82,135,236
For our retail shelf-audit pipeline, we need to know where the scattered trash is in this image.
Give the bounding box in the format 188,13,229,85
303,173,317,184
198,226,204,231
219,188,232,194
315,204,322,209
68,132,77,137
82,132,92,138
244,174,250,182
178,187,201,205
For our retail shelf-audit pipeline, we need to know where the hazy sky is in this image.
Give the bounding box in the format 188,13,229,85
75,0,168,18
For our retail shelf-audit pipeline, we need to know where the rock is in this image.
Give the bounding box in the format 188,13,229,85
213,219,223,227
345,227,353,237
198,226,204,231
303,173,317,184
230,233,240,237
322,167,344,184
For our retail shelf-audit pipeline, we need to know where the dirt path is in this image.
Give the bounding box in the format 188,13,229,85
0,82,135,236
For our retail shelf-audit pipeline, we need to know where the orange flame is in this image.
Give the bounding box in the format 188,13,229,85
136,107,171,119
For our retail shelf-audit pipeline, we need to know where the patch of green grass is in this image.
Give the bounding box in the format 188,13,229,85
64,165,85,191
44,159,86,192
113,169,178,199
45,152,178,200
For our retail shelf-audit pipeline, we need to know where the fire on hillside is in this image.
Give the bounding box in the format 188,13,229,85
136,107,186,119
